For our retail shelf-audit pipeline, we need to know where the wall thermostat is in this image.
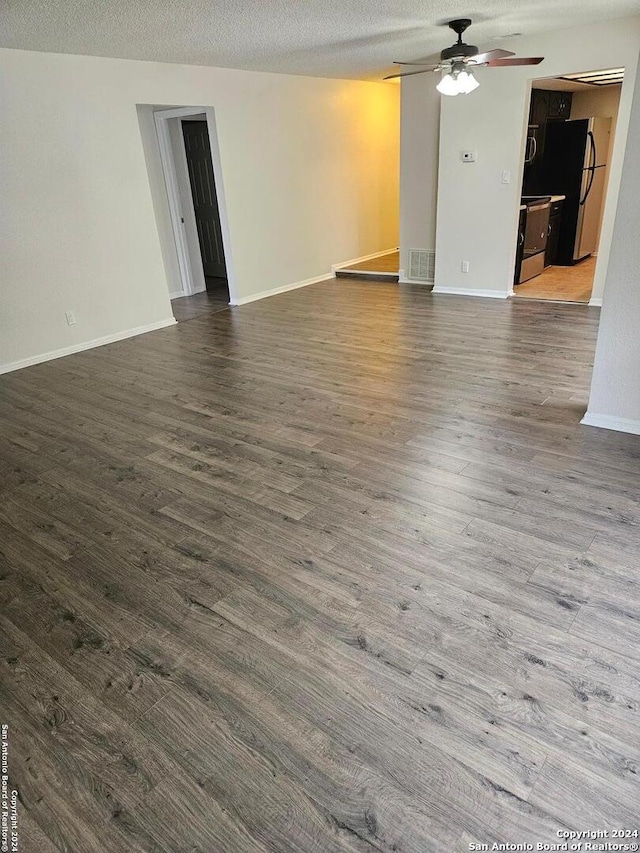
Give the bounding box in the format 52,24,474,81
461,150,477,162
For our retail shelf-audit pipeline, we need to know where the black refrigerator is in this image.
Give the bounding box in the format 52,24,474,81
537,117,611,265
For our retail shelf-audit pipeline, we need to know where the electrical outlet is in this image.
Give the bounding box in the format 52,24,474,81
501,170,511,184
461,150,477,163
65,311,77,326
461,261,470,273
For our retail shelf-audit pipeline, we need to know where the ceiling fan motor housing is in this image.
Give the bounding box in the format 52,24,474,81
441,18,477,62
441,42,478,61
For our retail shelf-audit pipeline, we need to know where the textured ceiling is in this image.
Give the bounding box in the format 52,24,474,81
1,0,638,80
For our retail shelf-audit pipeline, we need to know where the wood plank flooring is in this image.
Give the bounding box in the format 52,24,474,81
1,278,640,852
171,285,229,321
514,257,595,303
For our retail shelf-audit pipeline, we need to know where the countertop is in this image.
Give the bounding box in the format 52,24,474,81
520,194,566,211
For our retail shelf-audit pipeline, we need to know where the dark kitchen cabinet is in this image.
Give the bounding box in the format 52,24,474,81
545,199,564,267
524,90,573,194
547,91,572,119
529,89,573,125
530,90,550,128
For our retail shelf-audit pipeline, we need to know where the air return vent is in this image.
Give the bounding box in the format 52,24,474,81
408,249,435,282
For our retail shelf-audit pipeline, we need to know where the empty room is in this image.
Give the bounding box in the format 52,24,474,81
1,1,640,851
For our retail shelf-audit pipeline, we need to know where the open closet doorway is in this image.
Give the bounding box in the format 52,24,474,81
153,107,233,320
182,120,228,292
513,68,623,304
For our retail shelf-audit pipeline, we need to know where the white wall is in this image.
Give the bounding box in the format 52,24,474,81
0,48,399,372
399,75,440,283
583,59,640,434
430,17,640,299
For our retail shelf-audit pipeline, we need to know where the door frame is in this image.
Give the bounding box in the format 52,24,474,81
511,74,626,307
154,106,236,303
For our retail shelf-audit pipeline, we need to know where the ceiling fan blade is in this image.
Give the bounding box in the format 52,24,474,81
384,67,437,80
486,56,544,66
393,55,441,67
468,48,515,64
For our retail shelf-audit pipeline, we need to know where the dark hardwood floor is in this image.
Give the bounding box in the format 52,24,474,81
171,281,229,322
1,278,639,851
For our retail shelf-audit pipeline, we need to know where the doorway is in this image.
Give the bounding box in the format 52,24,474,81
181,120,228,306
513,68,623,304
152,106,235,315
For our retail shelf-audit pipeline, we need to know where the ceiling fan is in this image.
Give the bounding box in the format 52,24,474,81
385,19,544,95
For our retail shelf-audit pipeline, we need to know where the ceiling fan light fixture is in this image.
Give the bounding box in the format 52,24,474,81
457,69,480,94
436,70,461,96
436,66,480,96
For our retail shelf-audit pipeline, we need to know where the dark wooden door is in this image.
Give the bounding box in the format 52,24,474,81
181,121,227,279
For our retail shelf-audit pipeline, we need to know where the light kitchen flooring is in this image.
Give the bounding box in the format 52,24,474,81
1,278,639,851
514,256,596,303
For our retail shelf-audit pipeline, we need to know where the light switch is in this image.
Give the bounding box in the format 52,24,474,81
501,170,511,184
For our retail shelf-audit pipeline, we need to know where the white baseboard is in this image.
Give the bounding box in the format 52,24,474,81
581,412,640,435
588,297,603,307
230,274,332,307
432,286,508,299
399,268,436,287
0,317,177,375
331,247,398,275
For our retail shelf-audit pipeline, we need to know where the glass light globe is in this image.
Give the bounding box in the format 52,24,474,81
456,70,480,94
436,72,460,96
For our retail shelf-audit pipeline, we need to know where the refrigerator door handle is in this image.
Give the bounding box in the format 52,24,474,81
580,132,597,205
587,130,597,170
525,135,537,164
580,166,596,206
